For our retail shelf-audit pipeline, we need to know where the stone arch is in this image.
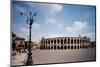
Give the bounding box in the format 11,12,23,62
68,38,70,44
48,46,50,50
74,45,76,49
71,45,73,49
57,46,60,49
77,45,79,49
64,39,67,44
51,40,53,44
54,45,56,49
61,46,63,49
46,46,48,50
68,45,70,49
77,39,79,44
64,46,67,49
54,40,56,44
51,46,53,49
57,39,60,44
61,39,63,44
48,40,50,44
74,39,76,44
71,39,73,44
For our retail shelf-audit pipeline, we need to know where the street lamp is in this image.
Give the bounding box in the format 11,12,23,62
20,11,37,65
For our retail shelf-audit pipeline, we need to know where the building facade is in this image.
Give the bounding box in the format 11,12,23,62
15,36,25,50
25,41,34,49
40,36,90,50
12,32,25,51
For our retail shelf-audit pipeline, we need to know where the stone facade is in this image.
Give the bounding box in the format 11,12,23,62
40,36,90,49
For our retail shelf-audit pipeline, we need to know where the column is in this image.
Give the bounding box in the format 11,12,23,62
73,39,74,44
70,38,71,45
76,39,77,44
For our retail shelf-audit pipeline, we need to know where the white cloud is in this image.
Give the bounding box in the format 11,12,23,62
45,17,64,28
48,4,63,13
45,17,56,24
27,2,63,16
44,32,95,41
65,21,88,32
20,27,28,32
33,22,41,29
58,23,63,27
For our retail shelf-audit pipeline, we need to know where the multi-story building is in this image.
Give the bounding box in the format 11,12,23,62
40,36,90,50
12,32,25,50
15,36,25,50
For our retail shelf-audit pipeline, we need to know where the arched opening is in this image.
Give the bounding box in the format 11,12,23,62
54,45,56,49
64,39,67,44
61,46,63,49
57,46,60,49
74,39,76,44
57,39,60,44
61,39,63,44
54,40,56,44
51,46,53,49
68,45,70,49
64,46,67,49
46,46,48,50
48,40,50,44
51,40,53,44
71,45,73,49
77,39,79,44
74,45,76,49
68,38,70,44
71,39,73,44
77,45,79,49
48,46,50,50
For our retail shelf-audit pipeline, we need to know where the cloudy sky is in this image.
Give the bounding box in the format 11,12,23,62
12,1,96,42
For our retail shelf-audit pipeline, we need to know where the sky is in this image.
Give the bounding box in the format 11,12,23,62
12,1,96,42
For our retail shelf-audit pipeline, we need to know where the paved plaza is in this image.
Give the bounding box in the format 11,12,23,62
11,48,96,65
32,48,96,64
11,52,27,65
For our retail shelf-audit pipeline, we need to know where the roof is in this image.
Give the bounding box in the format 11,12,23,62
15,36,25,40
42,36,89,40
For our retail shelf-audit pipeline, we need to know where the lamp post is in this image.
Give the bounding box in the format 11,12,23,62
20,11,37,65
